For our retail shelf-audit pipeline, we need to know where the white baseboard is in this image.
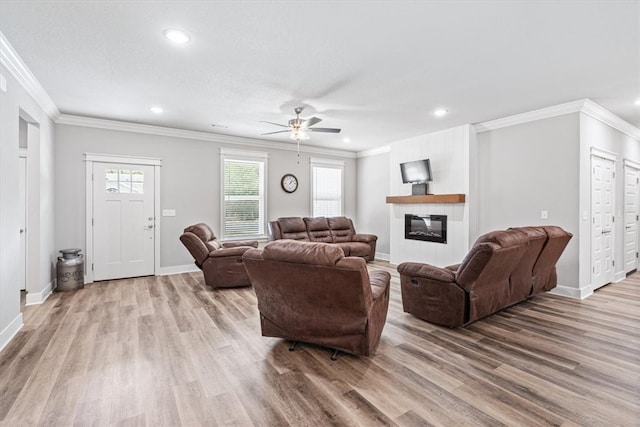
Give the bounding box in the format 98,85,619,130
375,252,390,262
614,271,626,283
551,284,593,300
158,264,200,276
25,280,54,306
0,313,23,353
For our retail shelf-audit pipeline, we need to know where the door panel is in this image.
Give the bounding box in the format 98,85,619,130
591,156,615,289
624,166,640,273
93,162,155,281
18,156,27,291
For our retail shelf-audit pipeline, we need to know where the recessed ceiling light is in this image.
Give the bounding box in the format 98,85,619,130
634,98,640,106
163,28,190,45
343,138,351,143
434,109,448,117
150,106,163,114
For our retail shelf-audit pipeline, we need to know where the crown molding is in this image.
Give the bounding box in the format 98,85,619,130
356,145,391,158
0,31,60,120
56,114,357,158
580,99,640,141
473,99,586,133
474,98,640,141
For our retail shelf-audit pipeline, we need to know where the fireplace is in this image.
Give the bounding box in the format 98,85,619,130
404,214,447,243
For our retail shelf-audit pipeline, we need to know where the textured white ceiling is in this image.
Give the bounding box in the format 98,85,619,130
1,1,638,152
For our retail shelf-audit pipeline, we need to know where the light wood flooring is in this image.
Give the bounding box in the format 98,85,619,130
1,262,639,426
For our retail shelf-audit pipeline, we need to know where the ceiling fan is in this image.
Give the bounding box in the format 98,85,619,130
260,106,341,142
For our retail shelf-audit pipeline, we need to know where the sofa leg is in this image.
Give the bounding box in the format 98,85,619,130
331,349,340,361
289,341,298,352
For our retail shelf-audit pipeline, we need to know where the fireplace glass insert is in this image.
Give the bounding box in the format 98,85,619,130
404,214,447,244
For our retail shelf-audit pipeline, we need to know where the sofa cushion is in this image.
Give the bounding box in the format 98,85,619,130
278,217,310,241
263,240,345,266
304,217,334,242
328,216,354,242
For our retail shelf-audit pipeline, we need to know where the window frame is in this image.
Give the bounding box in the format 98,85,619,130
309,157,345,218
220,148,269,241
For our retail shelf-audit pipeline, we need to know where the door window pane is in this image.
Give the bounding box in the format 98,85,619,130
104,168,144,194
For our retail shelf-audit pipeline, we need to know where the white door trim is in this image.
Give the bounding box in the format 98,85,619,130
84,153,162,284
590,146,618,162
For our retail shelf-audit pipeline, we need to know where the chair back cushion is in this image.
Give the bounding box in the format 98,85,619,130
456,229,530,321
328,217,355,242
276,217,310,241
180,223,221,265
508,226,547,298
531,226,573,294
303,217,334,242
243,241,373,340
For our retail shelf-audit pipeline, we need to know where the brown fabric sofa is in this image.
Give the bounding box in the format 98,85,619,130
242,240,391,357
179,223,258,288
268,216,377,261
398,226,572,327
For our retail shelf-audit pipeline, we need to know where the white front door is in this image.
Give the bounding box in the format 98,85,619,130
624,165,640,273
93,162,155,281
18,155,27,291
591,155,615,289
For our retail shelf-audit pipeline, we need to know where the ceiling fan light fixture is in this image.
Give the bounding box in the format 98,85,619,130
163,28,191,45
290,130,310,141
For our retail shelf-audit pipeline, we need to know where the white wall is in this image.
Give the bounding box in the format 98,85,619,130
578,113,640,297
0,65,56,351
356,150,391,259
388,125,472,266
55,123,357,272
476,113,580,294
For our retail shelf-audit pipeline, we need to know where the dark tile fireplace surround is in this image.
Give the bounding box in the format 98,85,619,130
405,214,447,244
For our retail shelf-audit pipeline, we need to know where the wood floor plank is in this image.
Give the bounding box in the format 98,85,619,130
1,264,639,426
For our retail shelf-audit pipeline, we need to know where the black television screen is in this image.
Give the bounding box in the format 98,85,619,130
400,159,432,183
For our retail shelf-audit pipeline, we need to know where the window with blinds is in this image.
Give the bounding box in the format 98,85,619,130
311,160,344,217
221,153,266,239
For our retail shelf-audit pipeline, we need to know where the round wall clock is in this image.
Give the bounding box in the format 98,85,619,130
281,173,298,193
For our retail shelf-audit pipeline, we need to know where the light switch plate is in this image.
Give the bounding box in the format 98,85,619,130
162,209,176,217
541,210,548,219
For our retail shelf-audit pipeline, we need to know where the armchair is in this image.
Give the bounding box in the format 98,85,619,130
179,223,258,288
242,240,390,358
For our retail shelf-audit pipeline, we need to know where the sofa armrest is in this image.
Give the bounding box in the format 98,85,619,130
352,233,377,243
369,270,391,300
222,240,259,249
445,263,461,272
209,246,252,258
397,262,455,283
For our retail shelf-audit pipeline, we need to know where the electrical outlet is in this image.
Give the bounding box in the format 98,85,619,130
541,210,548,220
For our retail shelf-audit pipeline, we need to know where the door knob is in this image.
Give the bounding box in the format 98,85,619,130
146,224,154,229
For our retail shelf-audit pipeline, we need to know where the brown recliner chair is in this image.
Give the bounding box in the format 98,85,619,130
179,223,258,288
242,240,390,358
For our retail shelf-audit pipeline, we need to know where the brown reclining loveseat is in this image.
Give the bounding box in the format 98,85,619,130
398,226,572,327
268,216,377,262
242,240,391,358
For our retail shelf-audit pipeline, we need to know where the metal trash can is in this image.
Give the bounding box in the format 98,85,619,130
57,248,84,292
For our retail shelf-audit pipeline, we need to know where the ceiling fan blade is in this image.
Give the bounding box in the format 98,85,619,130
308,127,341,133
304,116,322,128
259,121,289,128
261,130,291,135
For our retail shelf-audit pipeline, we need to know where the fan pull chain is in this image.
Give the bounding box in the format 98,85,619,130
296,138,300,164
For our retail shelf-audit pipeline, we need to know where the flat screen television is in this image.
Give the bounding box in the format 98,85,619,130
400,159,432,184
